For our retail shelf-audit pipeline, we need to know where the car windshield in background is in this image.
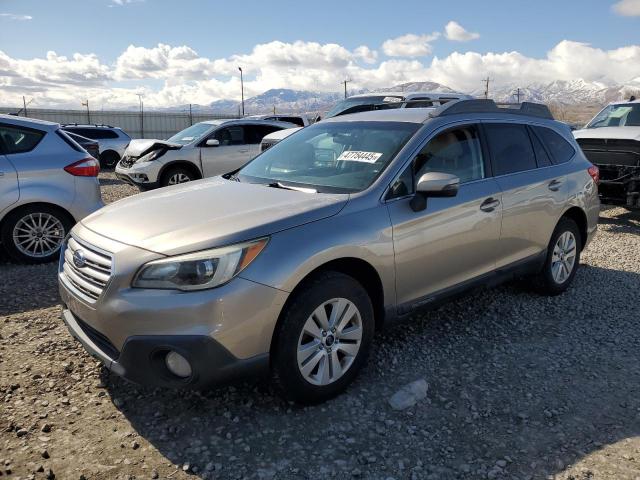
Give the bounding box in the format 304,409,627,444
325,96,404,118
237,121,420,193
167,123,214,144
587,104,640,128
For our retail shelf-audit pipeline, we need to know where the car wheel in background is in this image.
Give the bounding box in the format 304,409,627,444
533,217,581,296
271,271,375,404
99,150,120,169
160,167,196,187
1,205,74,264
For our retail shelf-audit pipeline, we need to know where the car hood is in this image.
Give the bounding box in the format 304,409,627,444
124,139,183,157
573,127,640,141
81,178,349,256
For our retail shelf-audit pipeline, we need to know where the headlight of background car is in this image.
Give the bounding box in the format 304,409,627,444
136,149,166,163
133,238,268,290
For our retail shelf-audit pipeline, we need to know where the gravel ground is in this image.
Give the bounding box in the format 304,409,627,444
1,172,640,480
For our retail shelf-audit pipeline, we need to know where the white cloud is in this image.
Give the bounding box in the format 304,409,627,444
382,33,441,57
0,13,32,20
1,39,640,109
613,0,640,16
111,0,144,5
444,21,480,42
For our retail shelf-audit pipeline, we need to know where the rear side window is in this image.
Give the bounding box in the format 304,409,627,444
214,126,245,145
484,123,537,176
244,125,283,144
0,124,45,154
532,126,575,164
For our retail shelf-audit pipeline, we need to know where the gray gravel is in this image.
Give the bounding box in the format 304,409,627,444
1,172,640,480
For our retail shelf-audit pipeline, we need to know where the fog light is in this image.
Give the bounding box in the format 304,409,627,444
165,351,192,378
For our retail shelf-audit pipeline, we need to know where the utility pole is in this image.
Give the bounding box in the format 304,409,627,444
512,88,522,103
189,103,193,126
342,79,352,99
238,67,245,116
23,96,28,117
81,100,91,124
482,77,491,99
273,103,276,115
137,94,144,138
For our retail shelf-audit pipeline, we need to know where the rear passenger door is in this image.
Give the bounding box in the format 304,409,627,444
483,122,568,268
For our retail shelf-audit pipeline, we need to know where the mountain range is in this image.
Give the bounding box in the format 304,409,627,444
165,78,640,116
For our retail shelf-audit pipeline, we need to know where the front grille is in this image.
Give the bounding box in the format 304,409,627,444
61,236,113,303
577,138,640,167
119,155,137,168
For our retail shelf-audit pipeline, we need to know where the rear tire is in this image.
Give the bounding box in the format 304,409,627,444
160,167,196,187
533,217,581,296
99,150,120,169
271,271,374,404
1,205,74,264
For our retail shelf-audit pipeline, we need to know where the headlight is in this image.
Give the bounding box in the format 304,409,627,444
136,149,165,163
132,238,268,291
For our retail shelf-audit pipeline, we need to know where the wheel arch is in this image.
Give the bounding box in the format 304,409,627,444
269,256,386,355
0,201,76,230
560,206,588,251
158,161,203,184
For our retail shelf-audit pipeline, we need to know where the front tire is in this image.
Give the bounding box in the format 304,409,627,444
1,205,73,264
271,272,374,404
160,167,196,187
533,217,581,295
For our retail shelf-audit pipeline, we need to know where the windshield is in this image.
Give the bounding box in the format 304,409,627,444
167,123,214,144
587,104,640,128
237,121,420,193
325,96,404,118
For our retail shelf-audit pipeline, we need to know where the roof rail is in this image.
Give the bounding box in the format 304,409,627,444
430,99,554,120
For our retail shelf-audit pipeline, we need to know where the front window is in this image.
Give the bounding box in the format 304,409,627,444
325,96,403,118
237,121,420,193
167,123,214,144
586,104,640,128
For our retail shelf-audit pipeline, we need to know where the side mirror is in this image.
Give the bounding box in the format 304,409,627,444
205,139,220,147
410,172,460,212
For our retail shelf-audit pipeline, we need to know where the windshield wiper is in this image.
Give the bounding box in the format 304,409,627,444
266,182,317,193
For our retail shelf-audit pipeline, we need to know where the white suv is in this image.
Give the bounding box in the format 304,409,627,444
115,119,296,190
61,124,131,169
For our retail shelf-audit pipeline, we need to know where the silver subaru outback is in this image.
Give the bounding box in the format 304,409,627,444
59,100,600,403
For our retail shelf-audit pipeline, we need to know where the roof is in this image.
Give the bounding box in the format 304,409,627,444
0,114,59,130
322,108,435,124
199,118,300,128
347,91,471,100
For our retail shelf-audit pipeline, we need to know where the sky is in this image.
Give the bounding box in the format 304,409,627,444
0,0,639,109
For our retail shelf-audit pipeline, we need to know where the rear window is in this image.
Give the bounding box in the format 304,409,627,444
0,124,45,154
532,126,575,164
484,123,537,176
56,129,84,152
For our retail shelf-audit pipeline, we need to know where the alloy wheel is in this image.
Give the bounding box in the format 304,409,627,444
551,231,577,284
296,298,363,386
12,213,65,258
167,173,191,185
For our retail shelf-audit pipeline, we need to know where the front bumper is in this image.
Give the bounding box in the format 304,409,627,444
61,307,268,388
115,160,162,189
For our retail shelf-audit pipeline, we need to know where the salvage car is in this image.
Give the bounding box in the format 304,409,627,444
115,119,297,190
573,98,640,208
59,100,599,403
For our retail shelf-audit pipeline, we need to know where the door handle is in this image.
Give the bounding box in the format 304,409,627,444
480,197,500,212
548,179,563,191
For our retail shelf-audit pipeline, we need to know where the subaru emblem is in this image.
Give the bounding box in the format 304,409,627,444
73,250,86,268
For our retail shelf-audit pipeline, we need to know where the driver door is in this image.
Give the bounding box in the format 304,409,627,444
200,125,251,177
386,123,503,308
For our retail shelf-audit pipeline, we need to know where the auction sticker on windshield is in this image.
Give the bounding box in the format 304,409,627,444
337,151,383,163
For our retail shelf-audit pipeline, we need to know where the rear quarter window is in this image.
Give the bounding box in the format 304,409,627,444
532,126,575,164
0,124,45,154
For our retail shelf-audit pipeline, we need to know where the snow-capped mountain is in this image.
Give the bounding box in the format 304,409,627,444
152,79,640,115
